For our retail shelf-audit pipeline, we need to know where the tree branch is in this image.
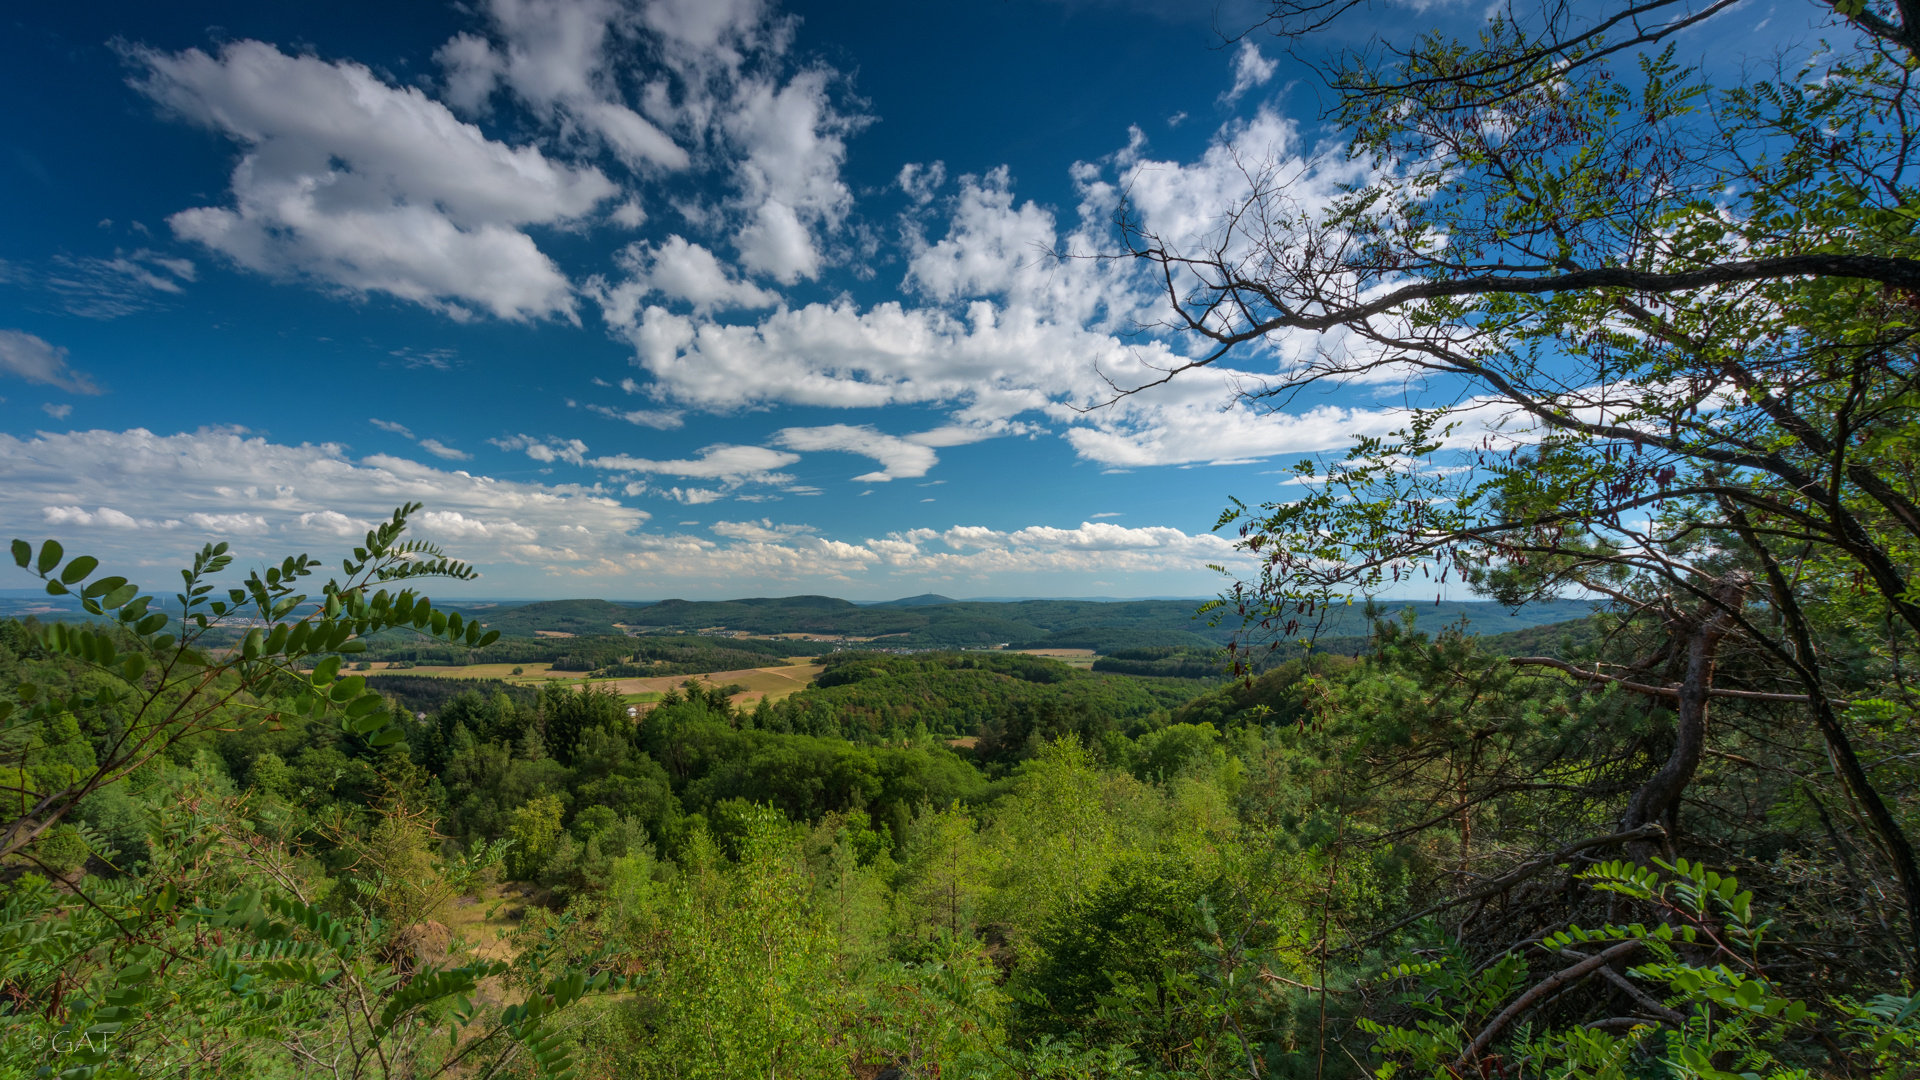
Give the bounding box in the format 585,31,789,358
1361,824,1666,944
1507,656,1846,704
1562,949,1689,1026
1454,939,1645,1072
1151,254,1920,345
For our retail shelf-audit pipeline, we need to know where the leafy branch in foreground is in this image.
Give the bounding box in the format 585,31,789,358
3,788,631,1080
1,502,498,860
1361,860,1918,1080
0,505,648,1079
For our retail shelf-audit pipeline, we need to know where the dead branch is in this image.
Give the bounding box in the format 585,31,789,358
1507,656,1847,705
1454,939,1645,1073
1361,824,1666,944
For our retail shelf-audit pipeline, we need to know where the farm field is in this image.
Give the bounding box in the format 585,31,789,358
365,658,826,707
1010,647,1097,669
367,661,558,680
597,661,829,705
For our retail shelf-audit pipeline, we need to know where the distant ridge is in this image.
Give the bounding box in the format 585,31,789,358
427,593,1595,653
956,595,1215,603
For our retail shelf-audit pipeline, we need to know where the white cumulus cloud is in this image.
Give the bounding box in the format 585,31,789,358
772,424,937,481
594,235,778,318
438,0,862,290
44,506,172,530
725,68,858,283
606,108,1399,468
131,39,615,322
710,518,816,541
0,428,647,574
0,428,1249,597
589,443,799,486
374,419,472,461
435,0,689,170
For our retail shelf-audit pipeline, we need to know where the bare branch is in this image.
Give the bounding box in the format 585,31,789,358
1454,939,1646,1072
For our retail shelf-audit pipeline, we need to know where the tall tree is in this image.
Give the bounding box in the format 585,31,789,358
1118,0,1920,967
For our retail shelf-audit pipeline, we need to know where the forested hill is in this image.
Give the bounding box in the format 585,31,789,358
449,593,1597,651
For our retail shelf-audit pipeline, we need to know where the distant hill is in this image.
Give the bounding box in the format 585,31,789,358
863,593,958,607
459,598,637,637
440,592,1599,653
1478,615,1606,658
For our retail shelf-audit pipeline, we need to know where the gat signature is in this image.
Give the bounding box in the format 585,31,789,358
29,1031,118,1053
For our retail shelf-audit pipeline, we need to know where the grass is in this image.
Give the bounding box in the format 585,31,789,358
443,882,523,965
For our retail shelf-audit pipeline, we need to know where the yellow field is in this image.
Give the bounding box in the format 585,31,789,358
368,661,557,680
1012,648,1097,669
601,661,826,706
368,658,825,707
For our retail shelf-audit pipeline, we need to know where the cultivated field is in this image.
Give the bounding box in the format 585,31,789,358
367,658,826,707
1011,648,1097,669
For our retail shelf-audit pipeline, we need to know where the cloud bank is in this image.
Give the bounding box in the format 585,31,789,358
0,428,1248,592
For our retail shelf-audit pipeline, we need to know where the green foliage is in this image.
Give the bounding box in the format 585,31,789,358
1359,863,1841,1080
27,822,88,875
619,805,846,1078
773,649,1206,751
1016,850,1219,1043
0,507,649,1079
1092,647,1228,679
6,488,1917,1077
894,802,990,943
510,794,568,878
1,502,498,862
1842,993,1920,1080
0,784,613,1079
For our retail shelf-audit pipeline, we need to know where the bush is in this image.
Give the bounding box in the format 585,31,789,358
29,825,89,876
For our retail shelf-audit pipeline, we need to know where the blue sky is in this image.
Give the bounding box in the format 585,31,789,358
0,0,1795,600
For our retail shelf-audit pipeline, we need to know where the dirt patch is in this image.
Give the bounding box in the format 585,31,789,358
443,885,528,963
533,630,576,638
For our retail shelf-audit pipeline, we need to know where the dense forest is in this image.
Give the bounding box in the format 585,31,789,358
11,0,1920,1075
2,516,1915,1077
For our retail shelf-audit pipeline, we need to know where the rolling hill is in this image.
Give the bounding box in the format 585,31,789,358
439,593,1598,653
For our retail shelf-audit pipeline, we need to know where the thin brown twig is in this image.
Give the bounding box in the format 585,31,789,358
1508,656,1849,704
